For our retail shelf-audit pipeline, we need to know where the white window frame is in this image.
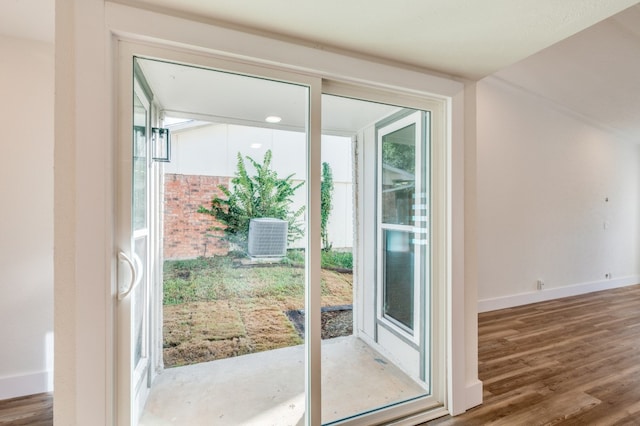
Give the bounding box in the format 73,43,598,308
376,110,426,345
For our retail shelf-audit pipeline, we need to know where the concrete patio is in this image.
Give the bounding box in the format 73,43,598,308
140,336,428,425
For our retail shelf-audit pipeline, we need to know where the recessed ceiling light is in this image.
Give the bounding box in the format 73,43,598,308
265,116,282,123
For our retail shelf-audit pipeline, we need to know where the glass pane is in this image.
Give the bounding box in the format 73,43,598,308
135,58,309,426
133,235,147,365
383,229,414,330
320,94,429,424
381,123,415,225
133,94,147,231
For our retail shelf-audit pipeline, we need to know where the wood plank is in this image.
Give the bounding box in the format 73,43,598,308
488,390,601,426
0,393,52,425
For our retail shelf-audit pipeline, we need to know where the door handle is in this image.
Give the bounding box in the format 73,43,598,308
118,251,142,300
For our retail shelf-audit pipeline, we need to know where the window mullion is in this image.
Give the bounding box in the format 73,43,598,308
305,78,323,426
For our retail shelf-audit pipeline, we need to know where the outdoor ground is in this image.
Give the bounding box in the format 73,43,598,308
163,256,353,367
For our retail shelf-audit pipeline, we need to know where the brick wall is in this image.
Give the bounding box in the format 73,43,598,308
164,174,230,260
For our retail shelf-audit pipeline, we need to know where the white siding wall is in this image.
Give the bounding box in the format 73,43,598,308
165,123,354,249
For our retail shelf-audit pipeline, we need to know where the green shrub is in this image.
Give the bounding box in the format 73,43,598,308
321,250,353,270
320,162,334,251
199,150,304,251
285,249,353,270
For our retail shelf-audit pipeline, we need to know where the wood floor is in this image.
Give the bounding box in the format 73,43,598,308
5,285,640,425
427,284,640,425
0,393,52,425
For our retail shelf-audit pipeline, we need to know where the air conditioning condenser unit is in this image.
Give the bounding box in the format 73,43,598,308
247,218,288,259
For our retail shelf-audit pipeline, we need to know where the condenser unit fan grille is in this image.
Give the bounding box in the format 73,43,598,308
248,218,288,258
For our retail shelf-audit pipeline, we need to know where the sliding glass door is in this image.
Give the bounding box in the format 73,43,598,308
117,42,446,426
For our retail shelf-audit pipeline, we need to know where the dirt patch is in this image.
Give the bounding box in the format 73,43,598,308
163,299,303,367
233,299,303,353
164,301,245,342
163,301,252,367
321,270,353,307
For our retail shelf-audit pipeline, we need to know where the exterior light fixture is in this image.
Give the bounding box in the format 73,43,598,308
250,143,262,149
152,127,170,162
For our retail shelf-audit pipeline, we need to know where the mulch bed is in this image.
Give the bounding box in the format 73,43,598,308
286,305,353,340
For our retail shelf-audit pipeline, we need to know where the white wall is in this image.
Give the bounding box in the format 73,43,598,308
0,35,54,399
166,123,354,248
476,77,640,311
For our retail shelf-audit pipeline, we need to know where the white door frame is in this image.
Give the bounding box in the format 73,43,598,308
115,40,451,425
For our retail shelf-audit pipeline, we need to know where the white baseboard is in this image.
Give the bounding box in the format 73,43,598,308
464,379,483,410
0,370,52,400
478,275,640,313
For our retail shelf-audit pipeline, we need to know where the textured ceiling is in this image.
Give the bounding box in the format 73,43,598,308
493,4,640,141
